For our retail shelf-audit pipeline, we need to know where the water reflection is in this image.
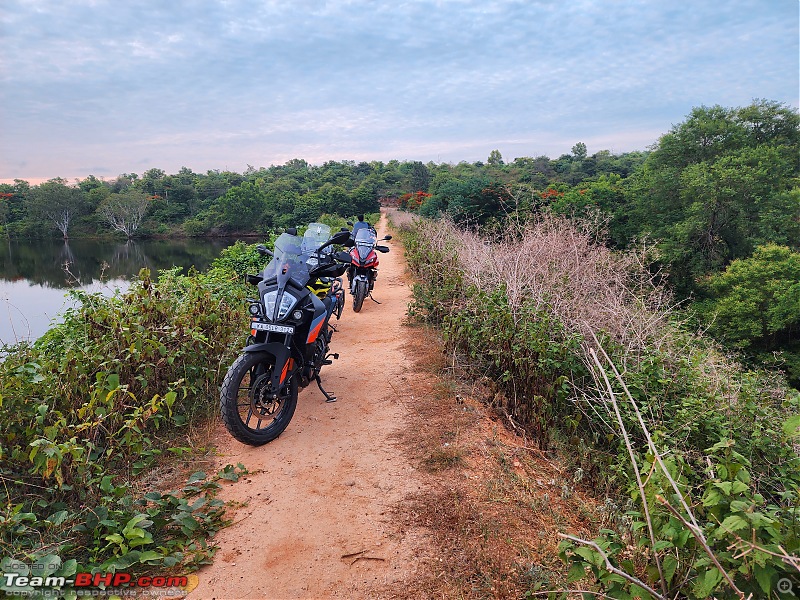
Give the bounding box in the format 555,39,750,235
0,237,238,288
0,236,241,343
0,277,130,345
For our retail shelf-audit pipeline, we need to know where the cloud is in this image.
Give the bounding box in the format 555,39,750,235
1,0,797,181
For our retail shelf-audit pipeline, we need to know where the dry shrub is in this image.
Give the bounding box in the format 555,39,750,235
415,214,676,368
408,213,799,492
385,206,419,230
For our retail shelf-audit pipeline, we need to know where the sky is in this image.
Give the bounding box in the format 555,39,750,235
1,0,798,185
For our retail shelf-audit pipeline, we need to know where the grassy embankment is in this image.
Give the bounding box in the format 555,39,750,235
0,238,277,596
396,211,800,599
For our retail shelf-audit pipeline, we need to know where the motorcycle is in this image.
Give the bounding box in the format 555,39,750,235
219,225,352,446
302,223,346,320
347,227,391,312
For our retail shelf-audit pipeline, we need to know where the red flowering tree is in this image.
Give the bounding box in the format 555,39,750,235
399,191,431,212
539,187,565,200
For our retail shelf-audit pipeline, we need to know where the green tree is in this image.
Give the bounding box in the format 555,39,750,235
24,179,87,239
399,161,431,192
487,149,504,166
0,180,29,230
426,176,511,225
571,142,587,160
78,175,106,194
352,181,380,215
626,101,800,293
699,244,800,349
218,182,266,231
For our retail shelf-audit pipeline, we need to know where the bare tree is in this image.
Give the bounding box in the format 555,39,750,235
99,190,150,239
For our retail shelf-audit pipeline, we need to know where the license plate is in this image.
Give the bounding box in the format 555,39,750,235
251,321,294,334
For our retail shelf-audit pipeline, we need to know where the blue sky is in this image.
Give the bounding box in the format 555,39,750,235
1,0,797,184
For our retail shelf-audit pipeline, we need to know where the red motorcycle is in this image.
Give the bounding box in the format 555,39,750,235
347,227,391,312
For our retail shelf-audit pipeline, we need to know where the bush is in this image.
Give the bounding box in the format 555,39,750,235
401,215,800,598
0,249,260,577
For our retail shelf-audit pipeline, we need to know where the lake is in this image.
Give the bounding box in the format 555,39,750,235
0,236,243,344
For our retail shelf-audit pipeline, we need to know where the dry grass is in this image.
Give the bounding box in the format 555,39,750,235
415,214,677,367
384,207,419,230
380,323,606,600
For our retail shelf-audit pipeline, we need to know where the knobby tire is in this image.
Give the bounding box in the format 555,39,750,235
220,352,298,446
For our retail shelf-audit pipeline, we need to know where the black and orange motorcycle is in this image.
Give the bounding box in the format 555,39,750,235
219,225,351,446
347,227,391,312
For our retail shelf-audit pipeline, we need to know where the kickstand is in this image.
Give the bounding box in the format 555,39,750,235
369,293,382,304
315,375,337,403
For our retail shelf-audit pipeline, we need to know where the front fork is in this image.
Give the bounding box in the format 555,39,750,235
350,271,371,294
243,340,293,397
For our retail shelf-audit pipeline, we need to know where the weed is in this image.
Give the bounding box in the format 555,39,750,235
398,213,800,598
0,240,271,580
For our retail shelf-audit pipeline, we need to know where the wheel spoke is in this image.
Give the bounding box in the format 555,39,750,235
221,353,298,444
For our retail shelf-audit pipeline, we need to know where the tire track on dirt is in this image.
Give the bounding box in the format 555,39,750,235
187,210,428,600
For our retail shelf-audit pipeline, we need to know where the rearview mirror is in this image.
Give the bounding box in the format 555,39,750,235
335,251,352,263
375,245,389,253
382,235,392,241
317,230,352,253
329,230,351,245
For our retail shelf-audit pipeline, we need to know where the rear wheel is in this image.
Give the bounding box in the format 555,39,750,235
220,353,298,446
352,280,367,312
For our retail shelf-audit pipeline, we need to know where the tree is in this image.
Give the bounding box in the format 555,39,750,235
218,182,266,230
399,161,431,192
78,175,106,193
426,176,511,225
111,174,137,193
140,168,166,195
626,100,800,293
99,190,150,239
0,180,29,231
700,245,800,347
487,150,504,166
0,191,10,236
24,179,86,239
571,142,587,160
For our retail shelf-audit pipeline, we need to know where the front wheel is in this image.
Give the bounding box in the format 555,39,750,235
220,353,298,446
352,280,367,312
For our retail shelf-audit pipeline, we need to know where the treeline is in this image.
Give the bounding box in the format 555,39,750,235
396,99,800,597
0,148,644,242
406,100,800,386
0,160,389,239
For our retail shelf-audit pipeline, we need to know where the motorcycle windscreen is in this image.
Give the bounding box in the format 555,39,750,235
266,233,310,288
301,223,331,257
354,228,377,261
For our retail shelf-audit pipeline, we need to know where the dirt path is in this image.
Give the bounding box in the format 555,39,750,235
188,210,428,600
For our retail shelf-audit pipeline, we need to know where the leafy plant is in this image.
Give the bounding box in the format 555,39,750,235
0,247,265,579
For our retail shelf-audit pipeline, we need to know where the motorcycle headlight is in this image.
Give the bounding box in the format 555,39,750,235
262,290,299,321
